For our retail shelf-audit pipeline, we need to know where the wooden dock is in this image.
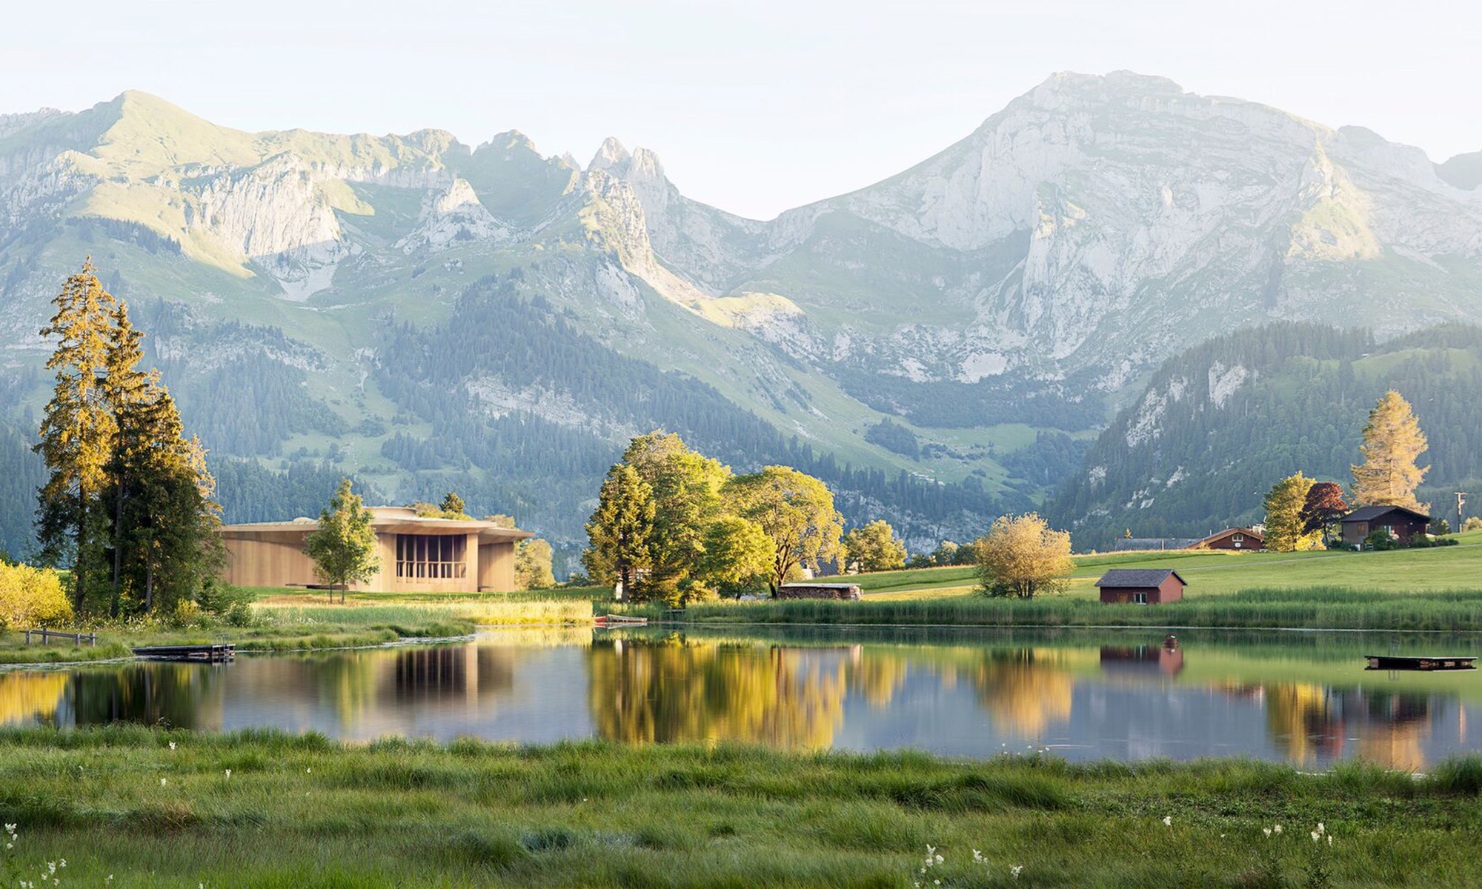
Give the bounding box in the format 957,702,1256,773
594,615,649,627
1366,654,1475,671
133,643,236,663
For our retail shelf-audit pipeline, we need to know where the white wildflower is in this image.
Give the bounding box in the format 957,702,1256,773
1163,815,1172,827
1263,828,1272,838
225,769,232,779
1011,864,1024,879
161,777,167,786
1273,824,1282,834
169,742,176,750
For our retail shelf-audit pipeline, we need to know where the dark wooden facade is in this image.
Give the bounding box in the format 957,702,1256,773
1095,569,1186,604
1340,505,1430,546
1191,527,1264,551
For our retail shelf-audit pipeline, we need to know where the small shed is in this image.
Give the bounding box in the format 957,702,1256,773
1190,527,1264,551
1095,569,1187,604
1340,505,1430,546
777,583,862,600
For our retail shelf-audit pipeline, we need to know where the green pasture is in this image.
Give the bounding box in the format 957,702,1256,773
0,727,1479,887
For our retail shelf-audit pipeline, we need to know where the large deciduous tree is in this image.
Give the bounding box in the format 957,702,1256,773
725,466,843,596
304,479,379,603
1351,390,1429,510
842,520,907,573
583,463,655,597
1300,481,1348,542
1263,472,1321,552
620,432,729,601
973,513,1072,599
515,538,556,590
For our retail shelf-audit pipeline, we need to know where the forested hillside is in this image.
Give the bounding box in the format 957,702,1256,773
1048,323,1482,549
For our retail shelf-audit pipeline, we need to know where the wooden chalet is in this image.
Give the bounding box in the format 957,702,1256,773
218,507,532,593
1340,505,1430,547
1190,527,1264,551
1095,569,1187,605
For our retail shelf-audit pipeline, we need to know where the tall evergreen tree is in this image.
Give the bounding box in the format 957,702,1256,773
1351,390,1429,510
35,261,120,609
583,464,655,597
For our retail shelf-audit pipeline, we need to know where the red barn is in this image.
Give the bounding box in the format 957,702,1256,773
1190,527,1264,551
1095,569,1187,604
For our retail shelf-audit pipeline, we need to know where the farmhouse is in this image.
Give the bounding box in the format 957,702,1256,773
1094,569,1187,604
1339,505,1430,547
1191,527,1264,551
218,507,532,593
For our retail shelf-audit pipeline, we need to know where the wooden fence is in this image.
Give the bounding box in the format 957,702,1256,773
23,629,97,647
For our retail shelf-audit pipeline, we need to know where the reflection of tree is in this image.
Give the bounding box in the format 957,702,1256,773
845,646,909,708
1264,683,1343,765
971,649,1072,738
589,637,847,749
68,664,224,730
0,673,68,726
314,652,386,726
1356,691,1430,771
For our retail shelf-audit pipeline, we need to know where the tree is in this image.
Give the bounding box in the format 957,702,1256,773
1300,481,1348,542
515,538,555,590
439,492,469,519
1264,473,1321,552
583,463,655,597
725,466,843,596
1351,390,1429,510
35,261,120,609
973,513,1072,599
692,516,773,598
842,520,907,573
621,431,729,601
304,479,379,603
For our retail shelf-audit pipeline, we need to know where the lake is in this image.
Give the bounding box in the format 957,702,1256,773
2,626,1478,768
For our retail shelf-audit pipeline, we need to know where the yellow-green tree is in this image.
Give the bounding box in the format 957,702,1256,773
842,520,907,573
621,432,729,601
515,538,556,590
35,261,120,608
1263,472,1322,552
304,479,379,603
973,513,1072,598
1351,390,1429,510
726,466,843,596
693,515,773,598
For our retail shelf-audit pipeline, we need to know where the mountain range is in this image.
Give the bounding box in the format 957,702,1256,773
2,71,1481,556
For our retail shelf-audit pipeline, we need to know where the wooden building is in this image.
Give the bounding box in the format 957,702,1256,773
1095,569,1187,605
218,507,533,593
1190,527,1264,551
1340,505,1430,547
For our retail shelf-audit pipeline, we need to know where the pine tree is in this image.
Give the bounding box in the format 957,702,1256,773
35,261,120,609
1351,390,1429,510
583,464,655,597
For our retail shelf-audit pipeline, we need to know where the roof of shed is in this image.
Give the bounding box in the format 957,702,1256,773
1094,568,1187,588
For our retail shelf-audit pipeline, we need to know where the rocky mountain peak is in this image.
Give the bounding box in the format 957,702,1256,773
589,136,630,171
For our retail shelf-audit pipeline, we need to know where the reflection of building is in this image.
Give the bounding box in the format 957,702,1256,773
1099,643,1184,676
219,507,531,592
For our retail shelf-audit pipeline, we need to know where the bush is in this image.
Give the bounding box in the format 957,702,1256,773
195,580,255,626
0,564,74,629
1464,517,1482,532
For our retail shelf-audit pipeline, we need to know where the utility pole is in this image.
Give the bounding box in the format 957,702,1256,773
1457,492,1469,531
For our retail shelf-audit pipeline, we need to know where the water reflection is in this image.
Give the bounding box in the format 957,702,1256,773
0,628,1476,767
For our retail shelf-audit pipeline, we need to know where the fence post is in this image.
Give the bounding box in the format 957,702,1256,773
24,630,30,645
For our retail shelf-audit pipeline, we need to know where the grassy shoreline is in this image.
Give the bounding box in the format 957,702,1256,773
0,727,1477,886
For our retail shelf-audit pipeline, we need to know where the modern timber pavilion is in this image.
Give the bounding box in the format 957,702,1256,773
218,507,532,593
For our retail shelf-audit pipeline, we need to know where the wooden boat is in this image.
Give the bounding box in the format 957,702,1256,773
594,614,648,627
1365,654,1475,671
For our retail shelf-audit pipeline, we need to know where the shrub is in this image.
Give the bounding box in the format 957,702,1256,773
0,563,74,629
1464,517,1482,532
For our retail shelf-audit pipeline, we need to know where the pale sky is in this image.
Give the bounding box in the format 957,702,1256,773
5,0,1480,219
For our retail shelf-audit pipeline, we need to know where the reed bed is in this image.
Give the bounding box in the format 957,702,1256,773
0,726,1477,886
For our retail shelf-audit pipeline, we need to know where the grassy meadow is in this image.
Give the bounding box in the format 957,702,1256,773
0,727,1480,887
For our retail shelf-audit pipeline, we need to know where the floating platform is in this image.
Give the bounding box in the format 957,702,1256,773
133,643,236,663
1366,654,1475,671
594,615,648,627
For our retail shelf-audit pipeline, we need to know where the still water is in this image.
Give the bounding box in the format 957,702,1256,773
2,626,1478,768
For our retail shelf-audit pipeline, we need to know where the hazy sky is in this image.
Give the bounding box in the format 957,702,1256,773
5,0,1479,219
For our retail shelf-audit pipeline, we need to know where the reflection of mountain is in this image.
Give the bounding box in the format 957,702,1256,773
0,672,68,726
972,650,1073,738
589,638,848,748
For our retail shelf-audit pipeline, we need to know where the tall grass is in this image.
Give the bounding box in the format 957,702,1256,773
0,727,1477,886
670,586,1482,631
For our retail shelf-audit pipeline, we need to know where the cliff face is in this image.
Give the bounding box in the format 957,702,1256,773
2,75,1481,534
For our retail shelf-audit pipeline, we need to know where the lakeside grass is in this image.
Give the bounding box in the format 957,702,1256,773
0,726,1478,886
